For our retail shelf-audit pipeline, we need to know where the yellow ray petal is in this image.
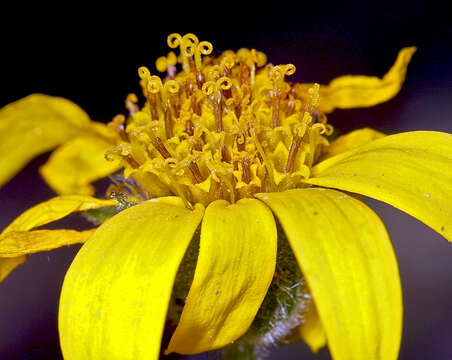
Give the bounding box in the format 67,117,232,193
59,198,204,360
0,94,98,187
299,301,327,353
0,229,94,257
256,189,402,360
3,195,117,233
0,195,114,283
306,131,452,241
0,256,26,282
323,128,385,159
167,198,277,354
40,135,120,195
316,47,416,112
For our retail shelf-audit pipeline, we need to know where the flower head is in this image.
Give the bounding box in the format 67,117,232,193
0,33,450,360
106,40,329,207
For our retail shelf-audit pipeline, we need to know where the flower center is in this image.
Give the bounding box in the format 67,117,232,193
105,33,333,207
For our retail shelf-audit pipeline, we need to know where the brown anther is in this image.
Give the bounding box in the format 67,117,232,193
171,94,181,118
241,84,252,105
185,77,195,97
189,57,196,72
241,157,252,184
151,137,172,159
214,93,224,132
235,103,242,120
126,154,140,169
232,158,239,171
118,130,129,142
270,90,281,128
164,100,173,139
193,95,202,116
223,86,232,99
188,162,204,184
239,63,250,85
286,98,296,116
285,134,303,173
185,119,195,136
221,145,231,163
148,94,159,121
196,69,205,89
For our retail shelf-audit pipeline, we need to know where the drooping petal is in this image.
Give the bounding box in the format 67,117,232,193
0,195,116,283
256,189,402,360
298,47,416,113
59,198,204,360
299,301,327,353
0,229,94,257
40,135,120,195
3,195,117,233
305,131,452,241
167,198,277,354
0,256,26,282
0,94,101,187
322,128,385,159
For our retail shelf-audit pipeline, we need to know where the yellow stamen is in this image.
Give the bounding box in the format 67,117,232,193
106,34,334,205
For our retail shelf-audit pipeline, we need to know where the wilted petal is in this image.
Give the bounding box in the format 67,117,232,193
0,229,94,257
3,195,117,233
297,47,416,113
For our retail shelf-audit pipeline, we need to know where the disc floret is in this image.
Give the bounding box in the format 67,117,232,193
106,33,333,207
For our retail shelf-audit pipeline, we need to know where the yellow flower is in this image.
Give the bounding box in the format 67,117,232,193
0,33,450,360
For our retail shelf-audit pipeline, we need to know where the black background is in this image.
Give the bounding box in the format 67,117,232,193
0,1,451,359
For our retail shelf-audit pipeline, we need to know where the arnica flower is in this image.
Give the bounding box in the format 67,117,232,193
0,33,450,360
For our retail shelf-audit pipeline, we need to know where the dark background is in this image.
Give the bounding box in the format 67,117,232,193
1,1,451,359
